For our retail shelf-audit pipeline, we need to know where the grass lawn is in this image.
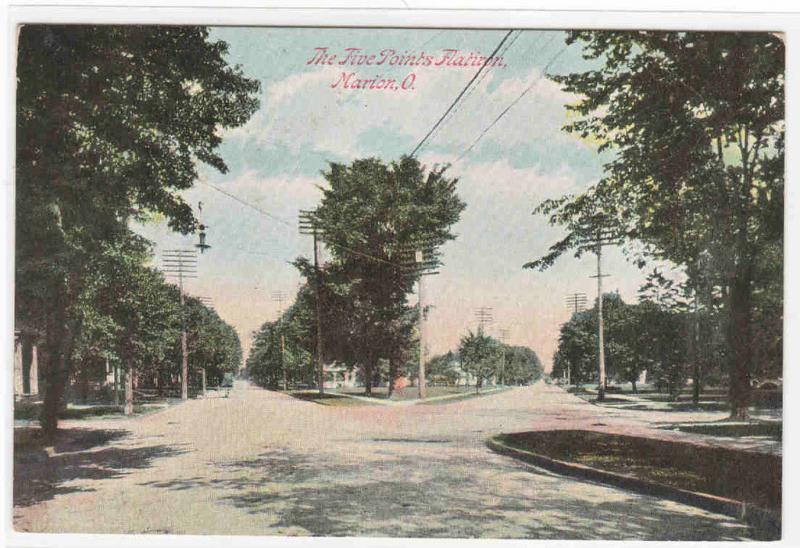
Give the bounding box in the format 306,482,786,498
338,385,502,401
419,386,510,405
14,399,178,422
672,422,782,441
497,430,781,512
287,391,372,406
289,386,510,406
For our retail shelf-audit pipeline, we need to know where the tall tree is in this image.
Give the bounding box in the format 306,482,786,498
501,345,544,386
459,330,500,392
307,156,465,395
526,32,783,417
16,25,259,435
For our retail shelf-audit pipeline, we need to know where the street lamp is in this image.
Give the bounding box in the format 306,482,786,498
195,201,211,253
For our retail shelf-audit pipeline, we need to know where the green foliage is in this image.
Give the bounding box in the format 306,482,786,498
554,293,690,397
182,297,243,386
526,31,783,416
501,345,545,385
458,330,500,389
246,291,316,390
15,25,259,434
426,351,460,385
296,155,465,392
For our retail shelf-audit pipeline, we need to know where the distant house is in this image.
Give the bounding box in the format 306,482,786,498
323,363,358,389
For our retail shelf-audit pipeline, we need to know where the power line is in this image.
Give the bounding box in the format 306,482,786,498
422,30,525,149
199,179,294,228
456,39,568,162
410,29,514,158
199,178,400,268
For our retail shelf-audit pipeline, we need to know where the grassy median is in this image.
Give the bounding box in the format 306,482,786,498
496,430,781,512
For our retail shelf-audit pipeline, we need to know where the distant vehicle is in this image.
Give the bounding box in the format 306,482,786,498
221,373,235,388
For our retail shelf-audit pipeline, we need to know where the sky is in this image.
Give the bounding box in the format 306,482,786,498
135,27,668,370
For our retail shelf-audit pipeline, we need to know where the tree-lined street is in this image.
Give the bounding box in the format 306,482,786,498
11,24,784,542
15,381,766,539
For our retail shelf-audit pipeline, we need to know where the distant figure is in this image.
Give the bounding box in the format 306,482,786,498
394,376,410,391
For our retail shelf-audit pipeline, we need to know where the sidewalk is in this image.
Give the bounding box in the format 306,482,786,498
547,385,782,456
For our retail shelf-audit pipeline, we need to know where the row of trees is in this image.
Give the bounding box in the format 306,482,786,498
70,247,242,403
442,331,544,389
528,32,784,417
555,277,781,401
247,299,544,391
16,25,260,435
553,292,702,399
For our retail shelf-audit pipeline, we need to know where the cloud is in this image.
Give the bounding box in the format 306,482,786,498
222,62,578,161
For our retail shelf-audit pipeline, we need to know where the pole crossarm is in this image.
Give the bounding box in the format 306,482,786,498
159,248,199,402
475,307,494,331
565,292,588,315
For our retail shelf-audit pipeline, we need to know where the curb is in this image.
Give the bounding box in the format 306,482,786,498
486,435,781,539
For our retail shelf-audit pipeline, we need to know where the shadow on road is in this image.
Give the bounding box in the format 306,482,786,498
14,427,188,508
137,446,755,540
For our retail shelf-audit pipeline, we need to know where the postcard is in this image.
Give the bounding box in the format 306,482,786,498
7,6,787,545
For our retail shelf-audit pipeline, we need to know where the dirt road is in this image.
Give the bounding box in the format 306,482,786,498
14,381,758,539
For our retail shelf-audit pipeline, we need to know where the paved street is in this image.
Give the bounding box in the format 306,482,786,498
14,381,760,539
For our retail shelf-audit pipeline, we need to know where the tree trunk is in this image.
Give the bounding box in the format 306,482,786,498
124,365,134,416
690,290,701,406
727,265,754,419
113,363,120,406
21,337,34,395
39,314,78,439
631,380,637,394
364,363,373,396
387,356,397,397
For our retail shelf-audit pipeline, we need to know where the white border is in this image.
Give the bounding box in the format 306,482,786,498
1,2,798,548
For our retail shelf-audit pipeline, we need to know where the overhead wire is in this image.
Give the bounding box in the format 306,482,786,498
417,30,526,152
198,179,398,267
455,38,570,163
409,29,515,158
198,30,562,269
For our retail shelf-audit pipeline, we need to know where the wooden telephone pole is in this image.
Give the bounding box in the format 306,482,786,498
272,291,288,390
299,210,325,395
397,242,441,400
498,327,509,386
475,307,493,334
162,249,198,401
587,229,618,402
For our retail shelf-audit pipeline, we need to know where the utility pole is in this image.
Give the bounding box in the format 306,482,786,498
498,328,509,386
197,296,213,397
273,291,288,390
589,235,611,401
564,292,587,385
565,292,587,316
299,210,325,395
417,251,427,399
162,249,198,400
397,241,441,400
